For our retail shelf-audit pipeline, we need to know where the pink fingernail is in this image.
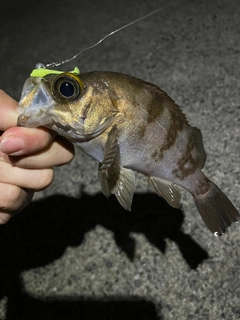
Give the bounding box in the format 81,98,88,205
0,136,25,155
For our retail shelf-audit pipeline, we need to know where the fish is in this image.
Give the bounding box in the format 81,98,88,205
17,66,240,236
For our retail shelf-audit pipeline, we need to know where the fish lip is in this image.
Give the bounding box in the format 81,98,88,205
17,108,54,128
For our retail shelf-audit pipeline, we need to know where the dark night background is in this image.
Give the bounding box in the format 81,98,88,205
0,0,240,319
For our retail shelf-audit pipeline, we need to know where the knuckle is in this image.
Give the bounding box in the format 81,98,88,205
0,184,21,206
54,138,75,166
38,129,56,149
0,214,10,224
61,148,75,165
35,169,54,190
0,184,23,215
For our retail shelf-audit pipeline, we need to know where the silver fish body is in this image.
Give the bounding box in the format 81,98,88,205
18,70,240,236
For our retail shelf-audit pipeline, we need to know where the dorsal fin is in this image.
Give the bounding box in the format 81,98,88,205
141,80,189,125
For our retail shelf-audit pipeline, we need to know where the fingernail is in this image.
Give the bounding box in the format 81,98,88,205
17,106,25,114
0,136,25,155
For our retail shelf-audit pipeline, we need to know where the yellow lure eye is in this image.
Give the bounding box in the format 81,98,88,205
52,73,84,102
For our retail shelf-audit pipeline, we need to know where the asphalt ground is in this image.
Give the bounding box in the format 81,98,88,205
0,0,240,319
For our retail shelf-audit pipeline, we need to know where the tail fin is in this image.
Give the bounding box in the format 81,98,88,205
194,182,240,236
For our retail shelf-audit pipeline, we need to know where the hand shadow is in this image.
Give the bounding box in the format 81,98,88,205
0,191,208,319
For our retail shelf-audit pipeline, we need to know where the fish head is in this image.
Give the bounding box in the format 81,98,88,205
17,70,117,142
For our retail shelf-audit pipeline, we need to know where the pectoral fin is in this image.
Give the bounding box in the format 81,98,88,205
99,126,119,173
98,126,135,211
149,176,181,208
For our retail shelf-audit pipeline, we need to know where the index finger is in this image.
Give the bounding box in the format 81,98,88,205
0,90,20,130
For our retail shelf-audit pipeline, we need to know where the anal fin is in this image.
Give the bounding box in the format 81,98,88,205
149,176,181,209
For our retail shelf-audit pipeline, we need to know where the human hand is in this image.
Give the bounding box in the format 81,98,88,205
0,90,75,224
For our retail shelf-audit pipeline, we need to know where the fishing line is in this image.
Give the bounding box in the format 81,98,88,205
45,2,174,69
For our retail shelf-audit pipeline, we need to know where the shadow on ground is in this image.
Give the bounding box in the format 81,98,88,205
0,191,209,319
6,286,159,320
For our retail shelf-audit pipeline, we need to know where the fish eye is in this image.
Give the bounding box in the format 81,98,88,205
59,81,75,97
52,73,84,101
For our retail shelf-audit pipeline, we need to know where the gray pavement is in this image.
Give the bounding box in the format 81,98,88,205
0,0,240,319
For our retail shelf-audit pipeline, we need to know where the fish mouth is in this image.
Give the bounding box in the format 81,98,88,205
17,76,58,128
17,108,86,141
17,108,55,128
17,108,114,143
